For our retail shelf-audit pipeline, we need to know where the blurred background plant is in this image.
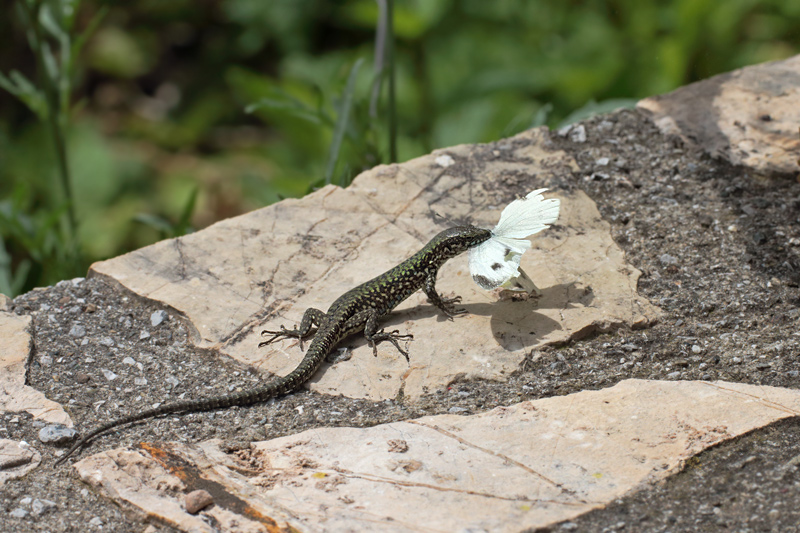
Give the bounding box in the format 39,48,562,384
1,0,798,296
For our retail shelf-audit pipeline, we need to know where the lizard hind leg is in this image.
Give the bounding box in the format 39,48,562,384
367,329,414,361
260,308,327,351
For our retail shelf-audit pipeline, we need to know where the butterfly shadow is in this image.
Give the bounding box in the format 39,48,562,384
457,281,593,351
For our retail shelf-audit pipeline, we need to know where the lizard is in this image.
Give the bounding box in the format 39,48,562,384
55,224,492,466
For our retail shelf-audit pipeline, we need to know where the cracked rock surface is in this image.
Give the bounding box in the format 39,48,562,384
89,128,659,402
71,380,800,532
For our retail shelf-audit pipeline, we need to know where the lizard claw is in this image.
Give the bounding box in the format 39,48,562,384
435,294,467,319
259,326,288,347
368,329,414,361
259,325,308,350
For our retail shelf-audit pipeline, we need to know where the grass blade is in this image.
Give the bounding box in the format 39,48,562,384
324,57,364,185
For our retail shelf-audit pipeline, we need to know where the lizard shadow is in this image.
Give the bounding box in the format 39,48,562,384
379,281,592,351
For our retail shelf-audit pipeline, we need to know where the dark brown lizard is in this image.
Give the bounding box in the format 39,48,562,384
55,225,492,466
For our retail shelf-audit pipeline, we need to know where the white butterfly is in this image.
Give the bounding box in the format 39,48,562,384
469,188,560,290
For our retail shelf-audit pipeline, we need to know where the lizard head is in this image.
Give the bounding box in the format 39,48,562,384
429,225,492,260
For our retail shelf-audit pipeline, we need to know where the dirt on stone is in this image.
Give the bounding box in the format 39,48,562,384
3,108,800,532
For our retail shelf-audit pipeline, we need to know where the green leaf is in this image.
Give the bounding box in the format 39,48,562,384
40,2,72,102
41,41,60,85
246,96,326,125
557,98,639,128
531,103,554,128
133,213,174,236
175,187,198,236
39,3,68,44
0,71,22,96
324,57,364,185
0,234,32,297
57,0,81,30
71,6,107,67
0,70,47,118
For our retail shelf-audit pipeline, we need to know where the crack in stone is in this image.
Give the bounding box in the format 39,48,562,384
407,420,584,503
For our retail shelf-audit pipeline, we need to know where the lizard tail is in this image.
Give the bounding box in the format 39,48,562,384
54,343,326,467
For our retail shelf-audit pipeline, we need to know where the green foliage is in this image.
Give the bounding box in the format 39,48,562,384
134,187,198,239
2,0,800,296
323,58,366,186
0,0,108,294
232,55,383,191
558,99,639,128
0,183,73,296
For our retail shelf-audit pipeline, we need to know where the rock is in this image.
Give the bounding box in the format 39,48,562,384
99,337,115,347
73,379,800,533
38,424,77,444
0,440,40,485
184,490,214,514
638,55,800,175
0,312,72,426
68,324,86,338
89,128,661,402
150,310,169,327
659,254,678,266
31,498,57,516
569,124,587,142
434,154,455,167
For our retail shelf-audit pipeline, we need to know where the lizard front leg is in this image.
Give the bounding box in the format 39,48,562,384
423,272,467,318
260,308,326,351
350,308,413,361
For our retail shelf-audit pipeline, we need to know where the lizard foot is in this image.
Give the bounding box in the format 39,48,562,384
368,329,414,361
438,294,468,319
260,326,311,350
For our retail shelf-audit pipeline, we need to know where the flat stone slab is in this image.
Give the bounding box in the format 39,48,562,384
0,309,71,426
638,54,800,176
90,128,660,401
0,439,41,486
74,379,800,532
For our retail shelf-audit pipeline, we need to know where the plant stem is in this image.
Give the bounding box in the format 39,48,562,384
47,102,77,238
18,0,79,256
386,0,397,163
370,0,387,119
